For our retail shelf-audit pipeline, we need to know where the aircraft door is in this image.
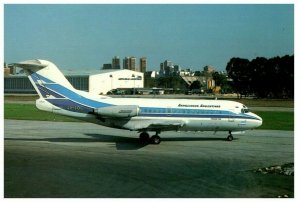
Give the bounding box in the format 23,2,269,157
228,108,235,123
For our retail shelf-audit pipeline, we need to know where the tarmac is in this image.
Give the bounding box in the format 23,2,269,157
4,119,294,198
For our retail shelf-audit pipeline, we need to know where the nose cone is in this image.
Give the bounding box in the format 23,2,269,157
249,112,263,127
257,116,263,127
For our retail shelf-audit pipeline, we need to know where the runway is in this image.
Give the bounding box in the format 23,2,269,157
4,119,294,198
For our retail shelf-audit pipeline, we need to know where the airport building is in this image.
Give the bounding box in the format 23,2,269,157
4,75,89,94
4,69,144,95
89,69,143,95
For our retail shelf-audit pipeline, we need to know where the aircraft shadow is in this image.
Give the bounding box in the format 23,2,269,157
4,135,146,150
85,133,230,150
5,133,229,150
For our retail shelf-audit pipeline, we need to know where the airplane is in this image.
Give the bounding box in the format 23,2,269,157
13,59,263,144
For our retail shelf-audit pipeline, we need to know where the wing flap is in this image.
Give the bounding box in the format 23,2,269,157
136,120,185,131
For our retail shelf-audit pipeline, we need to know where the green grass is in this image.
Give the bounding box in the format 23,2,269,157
4,103,294,131
229,99,294,108
4,103,80,122
254,111,294,131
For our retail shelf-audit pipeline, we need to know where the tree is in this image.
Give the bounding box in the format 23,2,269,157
189,80,202,90
156,76,188,92
212,72,227,87
144,76,157,88
226,58,251,97
277,55,294,98
226,55,294,98
249,57,268,98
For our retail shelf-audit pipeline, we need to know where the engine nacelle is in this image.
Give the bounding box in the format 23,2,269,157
94,105,139,118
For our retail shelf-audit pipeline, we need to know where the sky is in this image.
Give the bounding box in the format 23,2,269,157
4,4,294,73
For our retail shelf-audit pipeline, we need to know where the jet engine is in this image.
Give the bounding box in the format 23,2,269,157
94,105,139,118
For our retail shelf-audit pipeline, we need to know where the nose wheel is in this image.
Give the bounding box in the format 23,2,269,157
227,131,233,141
151,131,161,144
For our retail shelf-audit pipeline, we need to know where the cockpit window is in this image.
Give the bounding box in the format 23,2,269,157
241,105,250,113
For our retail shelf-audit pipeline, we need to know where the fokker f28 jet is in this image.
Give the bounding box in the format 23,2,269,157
13,60,263,144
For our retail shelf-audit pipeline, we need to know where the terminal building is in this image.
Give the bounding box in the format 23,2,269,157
89,69,143,95
4,69,144,95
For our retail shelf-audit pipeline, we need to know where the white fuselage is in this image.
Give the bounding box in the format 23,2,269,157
36,95,262,133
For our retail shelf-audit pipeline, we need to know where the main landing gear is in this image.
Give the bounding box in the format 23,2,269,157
227,131,234,141
139,131,161,144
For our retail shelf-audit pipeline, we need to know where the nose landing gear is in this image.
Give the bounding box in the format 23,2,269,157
227,131,233,141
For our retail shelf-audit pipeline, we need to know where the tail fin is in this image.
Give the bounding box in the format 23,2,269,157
13,59,74,99
13,59,111,116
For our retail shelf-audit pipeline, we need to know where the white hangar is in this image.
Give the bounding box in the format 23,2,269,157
89,69,144,95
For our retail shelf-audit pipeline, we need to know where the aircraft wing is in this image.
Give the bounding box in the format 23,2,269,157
133,120,186,131
93,105,186,131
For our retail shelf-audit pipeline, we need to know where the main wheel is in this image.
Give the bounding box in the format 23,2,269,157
151,135,161,144
227,135,233,141
140,132,150,143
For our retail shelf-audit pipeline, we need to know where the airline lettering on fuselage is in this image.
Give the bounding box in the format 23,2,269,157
178,104,221,108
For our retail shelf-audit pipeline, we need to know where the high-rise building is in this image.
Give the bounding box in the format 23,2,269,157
112,56,121,69
174,65,181,72
164,60,173,68
123,56,136,71
129,57,136,71
163,60,174,76
102,64,112,70
160,63,164,74
203,65,215,73
139,57,147,73
123,57,130,69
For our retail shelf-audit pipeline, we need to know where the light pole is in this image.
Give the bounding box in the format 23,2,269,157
132,74,135,95
109,74,113,92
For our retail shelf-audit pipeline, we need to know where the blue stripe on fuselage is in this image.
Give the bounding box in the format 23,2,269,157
139,113,259,120
46,98,94,113
138,107,260,120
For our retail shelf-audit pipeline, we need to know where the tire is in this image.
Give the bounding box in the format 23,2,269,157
227,135,233,141
140,132,149,143
151,135,161,144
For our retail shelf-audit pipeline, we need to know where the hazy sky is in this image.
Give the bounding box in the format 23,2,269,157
4,4,294,72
